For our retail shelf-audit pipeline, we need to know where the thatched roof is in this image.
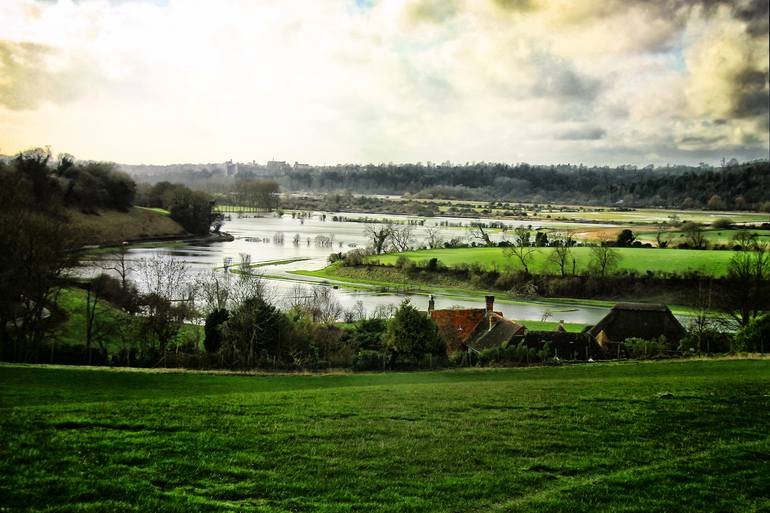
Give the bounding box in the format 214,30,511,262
588,303,686,343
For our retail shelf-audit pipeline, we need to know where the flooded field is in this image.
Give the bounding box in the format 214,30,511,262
81,212,662,325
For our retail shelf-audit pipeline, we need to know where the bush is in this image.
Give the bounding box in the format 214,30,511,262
203,308,229,353
352,350,387,371
733,315,770,352
342,248,368,266
624,337,665,359
712,218,734,229
395,255,414,270
477,341,544,366
384,300,445,361
342,318,387,351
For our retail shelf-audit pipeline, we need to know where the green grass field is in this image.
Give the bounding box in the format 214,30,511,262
1,361,768,512
52,288,203,354
69,207,186,246
371,247,737,277
534,207,769,225
635,229,770,245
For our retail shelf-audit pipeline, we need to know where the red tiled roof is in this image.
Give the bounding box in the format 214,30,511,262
431,309,486,350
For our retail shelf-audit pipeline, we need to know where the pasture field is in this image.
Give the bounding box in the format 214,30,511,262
371,247,737,277
68,207,186,246
428,201,770,225
52,288,203,354
1,361,768,512
531,207,769,225
635,229,770,246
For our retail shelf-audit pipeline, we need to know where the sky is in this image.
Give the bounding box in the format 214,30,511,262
0,0,768,166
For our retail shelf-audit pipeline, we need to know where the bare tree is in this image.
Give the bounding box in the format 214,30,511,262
717,233,770,327
372,304,397,319
504,245,538,275
239,253,252,271
588,243,621,278
284,283,310,311
469,222,494,246
547,240,574,277
390,225,415,252
136,255,189,301
83,274,124,364
194,270,232,314
655,230,670,249
682,222,706,249
424,226,444,249
229,270,270,306
512,226,532,247
134,256,192,357
364,223,393,255
101,243,134,291
687,281,720,353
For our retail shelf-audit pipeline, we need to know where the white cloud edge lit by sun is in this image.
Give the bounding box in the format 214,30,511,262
0,0,767,165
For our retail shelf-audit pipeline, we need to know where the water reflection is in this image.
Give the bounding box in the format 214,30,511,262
81,212,627,325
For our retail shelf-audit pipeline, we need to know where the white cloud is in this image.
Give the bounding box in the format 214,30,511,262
0,0,767,165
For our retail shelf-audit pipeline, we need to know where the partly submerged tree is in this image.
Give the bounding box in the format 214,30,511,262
364,223,393,255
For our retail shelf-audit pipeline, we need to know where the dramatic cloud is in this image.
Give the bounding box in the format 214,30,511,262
0,0,766,165
0,40,101,110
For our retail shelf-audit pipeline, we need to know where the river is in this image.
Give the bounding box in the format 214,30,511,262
81,212,640,326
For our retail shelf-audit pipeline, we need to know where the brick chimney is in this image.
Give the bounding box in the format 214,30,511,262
428,295,435,314
485,295,494,314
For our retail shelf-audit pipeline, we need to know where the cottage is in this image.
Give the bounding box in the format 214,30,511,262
428,295,525,352
588,303,686,345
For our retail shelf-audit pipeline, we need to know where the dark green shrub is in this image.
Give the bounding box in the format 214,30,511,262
733,315,770,352
343,318,387,351
203,308,229,353
384,300,445,361
624,337,665,359
353,350,386,371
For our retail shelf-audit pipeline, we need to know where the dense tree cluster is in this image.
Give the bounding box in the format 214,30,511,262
277,161,770,211
1,149,135,212
136,181,219,235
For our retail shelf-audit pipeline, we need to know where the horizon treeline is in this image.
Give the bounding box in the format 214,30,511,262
123,160,770,212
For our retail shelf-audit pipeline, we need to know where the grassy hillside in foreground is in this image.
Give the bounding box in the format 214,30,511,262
1,360,768,512
68,207,186,246
371,246,737,277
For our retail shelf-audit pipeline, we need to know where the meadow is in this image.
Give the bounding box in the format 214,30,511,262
51,288,203,356
1,360,768,512
371,247,737,277
635,228,770,245
69,207,186,246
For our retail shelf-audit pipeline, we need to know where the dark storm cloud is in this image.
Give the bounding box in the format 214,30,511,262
732,69,770,118
692,0,769,35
